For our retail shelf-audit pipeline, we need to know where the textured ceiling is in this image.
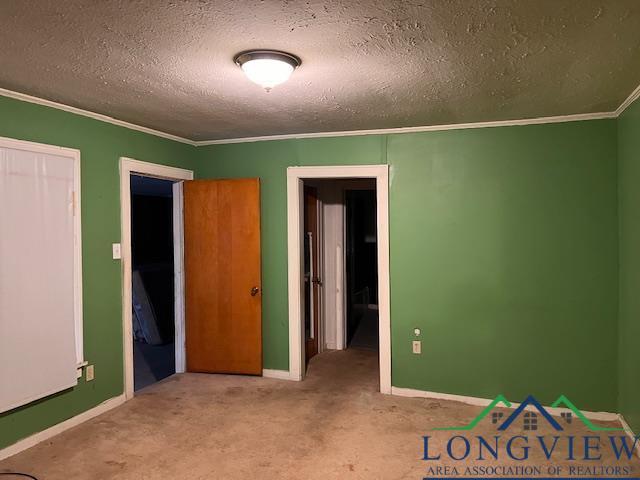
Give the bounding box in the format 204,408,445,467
1,0,640,142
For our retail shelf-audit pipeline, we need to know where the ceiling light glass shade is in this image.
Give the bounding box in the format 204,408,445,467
241,59,293,90
235,50,301,91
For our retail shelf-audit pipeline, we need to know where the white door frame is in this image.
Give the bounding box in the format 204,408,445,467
287,165,391,394
119,157,194,399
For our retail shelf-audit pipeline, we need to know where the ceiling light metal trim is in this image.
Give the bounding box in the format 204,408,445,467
234,49,301,91
234,50,301,69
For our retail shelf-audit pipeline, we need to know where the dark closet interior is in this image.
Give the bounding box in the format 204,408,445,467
130,175,176,391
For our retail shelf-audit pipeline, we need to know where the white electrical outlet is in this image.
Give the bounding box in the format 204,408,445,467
112,243,121,260
412,340,421,354
86,365,95,381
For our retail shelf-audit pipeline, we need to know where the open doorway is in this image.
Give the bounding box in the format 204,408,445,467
122,161,261,397
302,178,379,364
291,166,390,393
130,175,176,391
120,158,193,399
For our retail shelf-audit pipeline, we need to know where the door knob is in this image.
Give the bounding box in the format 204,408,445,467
251,286,260,296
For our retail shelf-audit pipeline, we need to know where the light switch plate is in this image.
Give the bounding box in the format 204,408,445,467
86,365,95,381
412,340,421,354
112,243,121,260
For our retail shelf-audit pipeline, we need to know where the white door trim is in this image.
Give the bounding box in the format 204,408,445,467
119,158,194,399
171,181,187,374
286,165,391,394
315,193,324,355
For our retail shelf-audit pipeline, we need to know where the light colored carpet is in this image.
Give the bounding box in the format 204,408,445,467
1,349,637,479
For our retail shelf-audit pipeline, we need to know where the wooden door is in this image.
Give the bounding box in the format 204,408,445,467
304,186,321,362
184,178,262,375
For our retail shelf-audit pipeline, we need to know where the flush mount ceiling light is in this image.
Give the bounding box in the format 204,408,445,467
234,50,301,92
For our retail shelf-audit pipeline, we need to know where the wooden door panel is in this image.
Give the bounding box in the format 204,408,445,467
184,178,262,375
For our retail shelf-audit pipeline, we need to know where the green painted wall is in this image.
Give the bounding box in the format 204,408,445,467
387,122,617,411
195,136,387,369
196,120,619,412
0,96,197,450
0,94,623,451
618,96,640,433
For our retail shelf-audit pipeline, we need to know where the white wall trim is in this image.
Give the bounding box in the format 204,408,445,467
317,194,325,356
0,134,80,159
0,87,196,146
286,165,391,394
3,82,640,148
615,83,640,117
618,414,640,458
287,173,305,382
391,387,620,423
119,158,194,399
0,394,126,461
262,369,297,380
195,111,616,146
172,182,187,374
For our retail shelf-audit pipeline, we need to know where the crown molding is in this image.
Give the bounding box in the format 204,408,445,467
615,82,640,117
0,87,196,146
194,110,617,146
2,80,640,147
195,80,640,145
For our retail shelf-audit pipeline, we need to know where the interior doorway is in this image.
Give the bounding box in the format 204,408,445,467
302,179,378,363
130,175,176,391
121,161,262,397
287,165,391,393
120,158,193,399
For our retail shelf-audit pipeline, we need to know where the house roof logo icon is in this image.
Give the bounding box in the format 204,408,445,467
497,395,562,431
434,394,623,432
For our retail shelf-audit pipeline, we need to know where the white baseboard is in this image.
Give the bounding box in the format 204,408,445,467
392,387,491,407
262,369,296,381
0,394,126,461
618,414,640,458
390,387,619,422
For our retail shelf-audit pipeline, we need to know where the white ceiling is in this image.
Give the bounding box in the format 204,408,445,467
1,0,640,142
